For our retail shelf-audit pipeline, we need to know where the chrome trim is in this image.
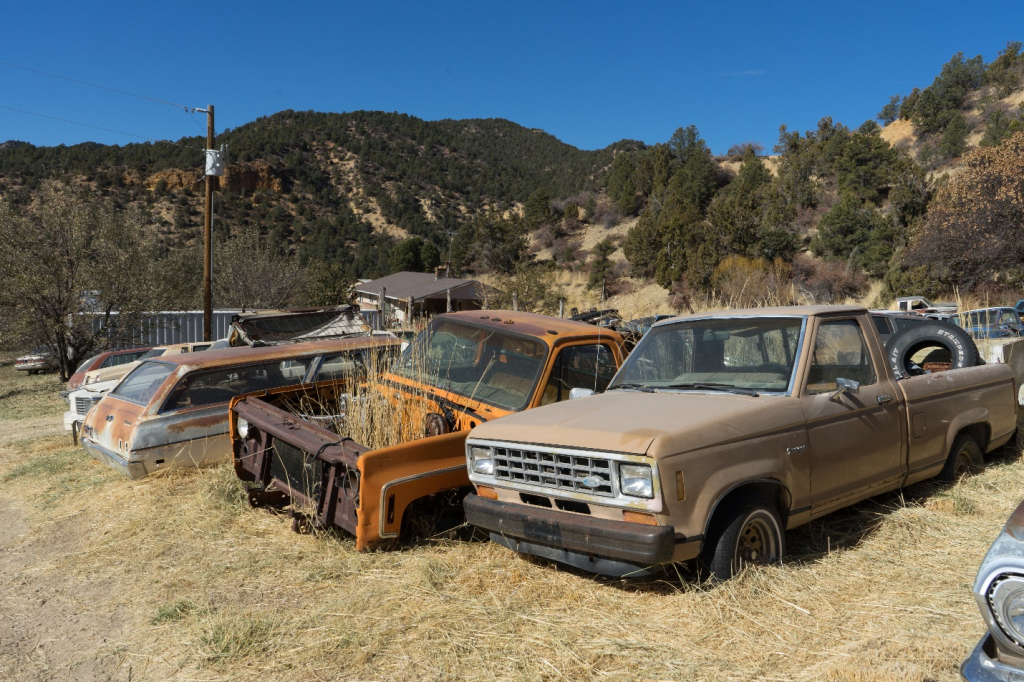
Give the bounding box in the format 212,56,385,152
377,464,467,539
466,438,664,513
977,566,1024,659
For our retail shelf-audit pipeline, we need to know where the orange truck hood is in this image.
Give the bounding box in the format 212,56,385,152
466,390,801,457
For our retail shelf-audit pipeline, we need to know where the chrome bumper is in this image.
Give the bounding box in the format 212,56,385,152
80,438,147,479
962,633,1024,682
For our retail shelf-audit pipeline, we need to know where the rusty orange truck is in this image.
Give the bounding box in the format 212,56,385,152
462,305,1019,580
229,310,627,549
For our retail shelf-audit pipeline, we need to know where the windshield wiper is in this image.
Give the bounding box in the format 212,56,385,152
609,383,655,393
664,382,760,397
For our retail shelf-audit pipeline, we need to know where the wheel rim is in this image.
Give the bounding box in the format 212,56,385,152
735,514,778,570
953,447,974,477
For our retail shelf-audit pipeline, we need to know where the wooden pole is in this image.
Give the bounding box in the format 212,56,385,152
203,104,215,342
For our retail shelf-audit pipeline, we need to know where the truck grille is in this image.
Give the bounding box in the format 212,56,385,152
493,446,613,497
270,440,322,503
75,396,102,415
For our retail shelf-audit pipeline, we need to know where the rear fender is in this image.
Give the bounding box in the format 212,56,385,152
356,431,470,550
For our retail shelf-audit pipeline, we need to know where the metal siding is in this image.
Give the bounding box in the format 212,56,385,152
87,311,240,346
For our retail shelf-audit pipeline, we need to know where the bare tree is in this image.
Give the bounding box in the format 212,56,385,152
213,227,303,310
0,182,157,380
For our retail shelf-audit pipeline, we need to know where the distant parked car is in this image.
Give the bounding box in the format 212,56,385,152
82,342,213,386
954,308,1024,339
14,347,56,374
66,347,152,391
869,310,944,344
891,296,958,315
1015,300,1024,317
961,499,1024,681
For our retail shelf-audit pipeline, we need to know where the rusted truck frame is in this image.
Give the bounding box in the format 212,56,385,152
230,310,627,549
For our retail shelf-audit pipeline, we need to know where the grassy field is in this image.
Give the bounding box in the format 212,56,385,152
0,359,1020,681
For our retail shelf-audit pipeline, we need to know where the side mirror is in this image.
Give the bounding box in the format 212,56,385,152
829,377,860,403
569,387,595,400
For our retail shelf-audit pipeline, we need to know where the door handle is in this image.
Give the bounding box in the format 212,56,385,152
877,394,893,405
106,414,114,422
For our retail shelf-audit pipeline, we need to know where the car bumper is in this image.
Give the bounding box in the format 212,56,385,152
63,411,83,432
80,438,147,479
463,494,675,577
962,633,1024,681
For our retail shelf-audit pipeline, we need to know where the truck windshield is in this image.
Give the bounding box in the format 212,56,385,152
392,319,548,411
609,317,803,393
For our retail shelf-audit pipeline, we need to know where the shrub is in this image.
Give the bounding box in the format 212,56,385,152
792,255,867,304
711,255,793,307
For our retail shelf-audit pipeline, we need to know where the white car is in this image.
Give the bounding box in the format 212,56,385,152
64,379,120,433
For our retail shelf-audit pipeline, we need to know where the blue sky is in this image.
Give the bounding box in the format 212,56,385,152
2,1,1022,154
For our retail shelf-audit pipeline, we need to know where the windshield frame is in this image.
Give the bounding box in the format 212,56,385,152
390,319,550,412
608,314,808,396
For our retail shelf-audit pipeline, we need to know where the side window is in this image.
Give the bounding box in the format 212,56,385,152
805,320,877,394
872,316,890,336
316,351,366,381
540,344,617,406
161,357,317,412
99,356,114,369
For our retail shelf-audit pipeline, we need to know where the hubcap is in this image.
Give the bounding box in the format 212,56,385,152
735,514,777,570
954,449,973,477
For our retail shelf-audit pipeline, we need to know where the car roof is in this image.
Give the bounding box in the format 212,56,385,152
439,310,624,344
148,334,400,372
666,305,865,321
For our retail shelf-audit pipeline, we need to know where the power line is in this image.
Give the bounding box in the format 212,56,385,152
0,60,193,112
0,104,203,149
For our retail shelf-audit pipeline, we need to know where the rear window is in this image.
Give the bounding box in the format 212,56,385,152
111,362,176,405
75,354,101,374
161,357,317,412
139,349,166,360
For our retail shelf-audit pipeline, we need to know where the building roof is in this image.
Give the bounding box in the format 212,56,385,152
354,272,478,302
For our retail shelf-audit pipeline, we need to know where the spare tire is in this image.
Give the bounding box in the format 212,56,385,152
885,322,980,379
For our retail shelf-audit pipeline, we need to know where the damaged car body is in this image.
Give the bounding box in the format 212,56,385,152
80,336,400,479
230,310,627,550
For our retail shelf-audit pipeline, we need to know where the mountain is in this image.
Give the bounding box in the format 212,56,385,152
0,110,641,278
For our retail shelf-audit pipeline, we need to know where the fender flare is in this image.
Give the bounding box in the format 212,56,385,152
697,478,793,545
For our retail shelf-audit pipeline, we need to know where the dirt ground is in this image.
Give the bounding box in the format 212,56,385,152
0,361,1020,681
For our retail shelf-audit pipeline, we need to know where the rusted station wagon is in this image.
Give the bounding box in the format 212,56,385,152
80,336,401,479
230,310,627,549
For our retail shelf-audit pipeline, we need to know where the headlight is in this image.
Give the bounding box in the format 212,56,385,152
236,417,249,439
469,446,494,475
619,463,654,498
989,574,1024,649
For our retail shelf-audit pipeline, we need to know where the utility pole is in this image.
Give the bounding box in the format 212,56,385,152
202,105,215,341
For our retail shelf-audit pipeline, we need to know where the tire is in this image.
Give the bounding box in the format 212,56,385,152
698,496,785,582
939,433,983,481
885,322,979,379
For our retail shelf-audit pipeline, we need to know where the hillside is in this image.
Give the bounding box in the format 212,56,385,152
0,111,641,278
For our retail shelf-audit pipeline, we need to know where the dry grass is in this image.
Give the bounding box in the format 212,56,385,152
0,362,1021,680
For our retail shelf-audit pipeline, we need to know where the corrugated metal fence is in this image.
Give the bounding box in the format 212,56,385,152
88,311,240,346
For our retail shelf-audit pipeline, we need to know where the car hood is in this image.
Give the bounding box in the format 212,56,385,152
468,390,804,457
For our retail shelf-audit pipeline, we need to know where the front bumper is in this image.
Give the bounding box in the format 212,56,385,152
464,494,675,577
962,633,1024,681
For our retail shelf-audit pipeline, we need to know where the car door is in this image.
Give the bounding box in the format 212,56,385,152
801,317,904,517
536,343,619,406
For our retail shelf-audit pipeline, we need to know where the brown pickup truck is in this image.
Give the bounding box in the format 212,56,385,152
463,305,1019,580
230,310,627,550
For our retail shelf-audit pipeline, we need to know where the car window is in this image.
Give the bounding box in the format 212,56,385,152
139,348,166,360
192,344,211,352
111,362,176,405
540,344,617,406
161,356,318,412
894,316,926,331
871,316,890,336
316,351,367,382
111,352,143,367
75,354,101,374
806,320,877,394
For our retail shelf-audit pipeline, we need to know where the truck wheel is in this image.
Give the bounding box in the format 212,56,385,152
885,323,979,379
699,497,785,582
939,433,983,481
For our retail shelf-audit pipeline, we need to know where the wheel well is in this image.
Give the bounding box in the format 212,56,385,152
703,480,792,537
958,422,991,452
